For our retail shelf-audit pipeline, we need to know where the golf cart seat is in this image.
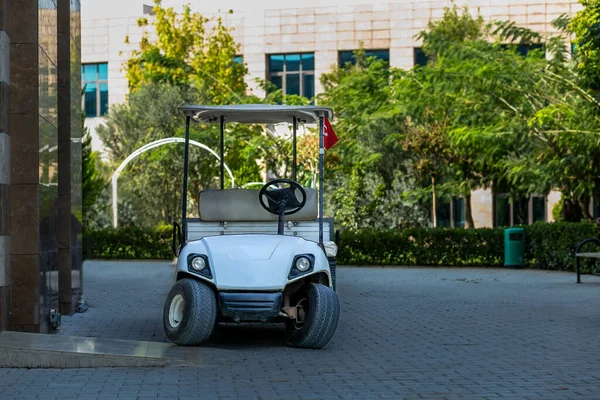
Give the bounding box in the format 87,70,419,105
198,188,318,222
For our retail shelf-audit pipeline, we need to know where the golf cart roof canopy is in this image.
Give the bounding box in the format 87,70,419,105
178,104,334,124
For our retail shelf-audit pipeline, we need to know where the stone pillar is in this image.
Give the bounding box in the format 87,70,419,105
9,0,59,333
57,0,82,315
0,0,11,331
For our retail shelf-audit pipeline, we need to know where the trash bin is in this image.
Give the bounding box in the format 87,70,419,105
504,227,525,268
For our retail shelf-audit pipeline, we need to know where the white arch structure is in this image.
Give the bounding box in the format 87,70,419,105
112,137,235,228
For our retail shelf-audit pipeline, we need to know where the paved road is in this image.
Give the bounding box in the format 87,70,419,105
1,261,600,400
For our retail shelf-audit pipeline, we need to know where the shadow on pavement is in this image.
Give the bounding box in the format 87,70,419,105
205,323,288,348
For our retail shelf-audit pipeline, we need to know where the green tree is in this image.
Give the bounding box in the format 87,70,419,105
125,0,248,104
82,115,106,229
569,0,600,94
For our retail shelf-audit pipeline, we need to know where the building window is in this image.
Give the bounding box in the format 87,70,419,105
338,49,390,67
501,43,545,57
531,196,546,223
233,55,243,64
434,197,466,228
494,194,511,228
267,53,315,98
436,201,452,227
494,193,547,227
82,63,108,118
453,197,466,228
414,47,428,66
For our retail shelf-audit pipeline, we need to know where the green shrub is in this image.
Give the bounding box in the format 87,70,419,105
84,225,173,260
84,222,600,272
525,222,599,272
337,227,504,266
338,222,600,271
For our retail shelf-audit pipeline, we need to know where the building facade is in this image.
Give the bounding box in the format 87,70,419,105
0,0,82,333
81,0,582,228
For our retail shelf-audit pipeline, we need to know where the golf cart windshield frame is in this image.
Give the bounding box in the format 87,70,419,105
177,105,334,247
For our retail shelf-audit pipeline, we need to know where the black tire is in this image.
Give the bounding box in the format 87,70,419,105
286,283,340,349
163,278,216,346
328,258,337,291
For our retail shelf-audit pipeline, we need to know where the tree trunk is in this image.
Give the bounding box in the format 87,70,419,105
431,175,437,227
464,193,474,229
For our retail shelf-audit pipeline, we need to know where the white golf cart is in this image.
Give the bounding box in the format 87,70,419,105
164,105,340,348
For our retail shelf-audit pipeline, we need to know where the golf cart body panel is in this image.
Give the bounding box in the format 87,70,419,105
177,235,330,291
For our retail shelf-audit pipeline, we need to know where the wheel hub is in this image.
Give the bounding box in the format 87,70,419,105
168,294,185,328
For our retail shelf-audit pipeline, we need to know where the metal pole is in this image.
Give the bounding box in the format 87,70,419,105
292,116,297,182
318,116,324,245
182,116,191,243
220,115,225,190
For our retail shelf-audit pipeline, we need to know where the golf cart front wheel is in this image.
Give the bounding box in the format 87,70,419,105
163,278,216,346
286,283,340,349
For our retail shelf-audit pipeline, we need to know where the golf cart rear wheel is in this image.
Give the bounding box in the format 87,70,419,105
163,278,216,346
286,283,340,349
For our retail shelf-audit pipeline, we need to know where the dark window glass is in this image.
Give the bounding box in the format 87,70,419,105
414,47,428,66
84,82,96,118
286,54,300,72
303,74,314,99
339,51,354,66
302,53,314,71
571,42,577,55
436,202,451,227
81,63,108,117
453,198,465,228
286,74,300,96
593,198,599,218
512,198,529,225
269,55,284,72
501,43,545,57
271,75,282,90
495,195,510,227
100,83,109,116
532,196,546,223
338,49,389,66
267,53,315,99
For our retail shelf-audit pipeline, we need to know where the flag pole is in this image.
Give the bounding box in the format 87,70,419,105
319,115,324,246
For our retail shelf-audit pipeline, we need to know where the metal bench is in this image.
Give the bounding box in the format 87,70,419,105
575,238,600,283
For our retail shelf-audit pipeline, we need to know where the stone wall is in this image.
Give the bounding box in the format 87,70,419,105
0,0,11,331
0,0,82,333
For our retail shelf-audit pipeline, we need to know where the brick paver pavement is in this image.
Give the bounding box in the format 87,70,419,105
1,261,600,399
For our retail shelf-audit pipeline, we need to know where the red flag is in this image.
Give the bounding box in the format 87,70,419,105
324,118,339,149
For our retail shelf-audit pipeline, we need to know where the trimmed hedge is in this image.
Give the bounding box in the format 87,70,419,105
83,222,600,271
84,225,173,260
338,222,600,272
337,227,504,266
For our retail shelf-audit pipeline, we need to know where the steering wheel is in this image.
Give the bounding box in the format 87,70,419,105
259,179,307,216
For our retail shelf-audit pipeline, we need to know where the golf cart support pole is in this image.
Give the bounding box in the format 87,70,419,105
292,117,297,182
319,116,324,245
220,115,225,190
181,115,191,243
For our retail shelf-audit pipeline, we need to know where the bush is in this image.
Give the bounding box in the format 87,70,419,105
84,222,600,272
525,222,599,272
84,225,173,260
337,227,504,266
338,222,600,271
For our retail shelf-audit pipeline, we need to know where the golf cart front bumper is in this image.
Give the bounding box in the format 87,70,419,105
219,292,283,321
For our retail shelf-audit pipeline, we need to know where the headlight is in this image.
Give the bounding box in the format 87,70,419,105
295,256,311,272
190,256,206,271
